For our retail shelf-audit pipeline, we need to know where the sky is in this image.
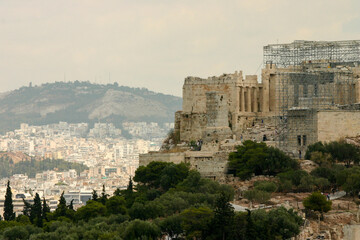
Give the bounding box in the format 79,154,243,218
1,0,360,97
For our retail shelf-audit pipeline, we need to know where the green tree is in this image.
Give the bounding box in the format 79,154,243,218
254,181,277,193
326,140,360,167
113,187,121,196
266,207,303,240
133,161,189,192
343,173,360,198
211,192,235,240
311,167,337,184
42,198,50,220
127,176,133,193
122,219,161,240
3,226,29,240
100,185,109,205
32,193,43,227
310,151,333,167
305,142,327,160
228,140,299,180
129,202,147,220
4,180,15,221
243,189,271,204
22,199,32,218
91,190,98,201
303,192,332,219
68,199,74,211
314,177,330,192
158,214,183,239
55,191,67,218
277,170,308,187
134,161,170,188
75,200,106,222
181,206,214,240
298,175,316,192
159,162,189,191
105,196,127,215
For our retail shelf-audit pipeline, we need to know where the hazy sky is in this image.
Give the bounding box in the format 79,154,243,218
1,0,360,96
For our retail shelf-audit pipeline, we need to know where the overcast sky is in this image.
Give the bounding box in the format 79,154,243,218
1,0,360,96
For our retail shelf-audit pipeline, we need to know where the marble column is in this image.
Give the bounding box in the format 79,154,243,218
247,87,252,112
253,87,258,112
241,87,245,112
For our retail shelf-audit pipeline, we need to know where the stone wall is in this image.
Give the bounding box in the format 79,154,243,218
139,150,230,179
139,152,185,166
317,110,360,142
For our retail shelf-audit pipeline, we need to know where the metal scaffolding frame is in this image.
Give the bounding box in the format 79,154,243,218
265,40,360,155
264,40,360,68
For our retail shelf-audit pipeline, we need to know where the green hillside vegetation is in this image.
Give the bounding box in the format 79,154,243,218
228,140,300,180
0,156,88,178
0,162,303,240
228,140,360,203
0,81,182,134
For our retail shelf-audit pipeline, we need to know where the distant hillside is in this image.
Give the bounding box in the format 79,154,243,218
0,154,88,178
0,81,182,133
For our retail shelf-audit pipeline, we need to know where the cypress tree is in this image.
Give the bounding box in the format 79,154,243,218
56,191,67,217
100,185,109,205
68,199,74,211
42,198,50,220
4,180,15,221
212,192,235,240
127,177,133,193
22,199,32,218
92,190,98,201
32,193,42,227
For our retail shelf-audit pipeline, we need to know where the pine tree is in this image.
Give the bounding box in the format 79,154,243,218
3,180,15,221
59,191,66,206
56,191,67,217
42,198,50,220
127,176,133,193
92,190,98,201
68,199,74,211
100,185,109,205
22,199,32,218
32,193,42,227
212,192,235,240
113,188,121,196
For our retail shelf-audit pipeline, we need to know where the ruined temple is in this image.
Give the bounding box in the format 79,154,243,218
140,40,360,178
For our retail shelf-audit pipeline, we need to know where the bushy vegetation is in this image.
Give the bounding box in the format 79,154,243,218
228,140,299,180
0,162,304,240
303,192,332,219
305,140,360,167
229,140,360,199
0,156,88,179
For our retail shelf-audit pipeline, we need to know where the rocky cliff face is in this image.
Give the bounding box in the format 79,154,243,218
0,81,181,133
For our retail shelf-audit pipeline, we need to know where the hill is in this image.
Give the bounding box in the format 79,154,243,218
0,81,182,133
0,154,88,178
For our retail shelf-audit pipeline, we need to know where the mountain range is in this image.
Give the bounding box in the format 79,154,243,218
0,81,182,133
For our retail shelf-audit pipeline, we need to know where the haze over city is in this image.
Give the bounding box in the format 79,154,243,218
1,0,360,96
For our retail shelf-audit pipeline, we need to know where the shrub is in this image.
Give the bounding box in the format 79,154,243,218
311,167,337,184
254,181,277,193
122,219,161,240
228,140,299,180
303,192,332,218
305,142,327,160
243,190,271,204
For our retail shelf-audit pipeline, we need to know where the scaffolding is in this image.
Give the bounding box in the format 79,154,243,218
264,40,360,68
265,40,360,155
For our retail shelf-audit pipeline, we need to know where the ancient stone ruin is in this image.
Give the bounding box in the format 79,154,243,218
140,40,360,179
